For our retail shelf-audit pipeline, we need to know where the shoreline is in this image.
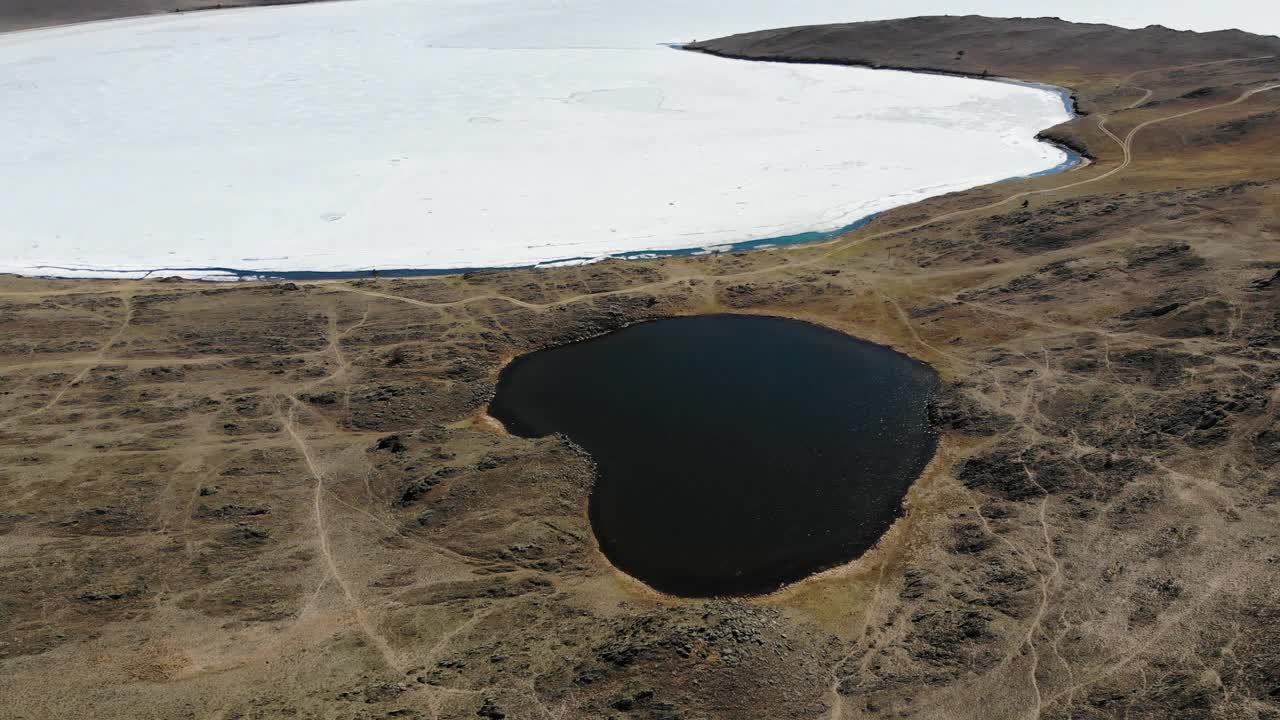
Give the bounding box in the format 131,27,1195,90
487,311,943,600
683,43,1087,116
3,32,1083,283
0,0,345,34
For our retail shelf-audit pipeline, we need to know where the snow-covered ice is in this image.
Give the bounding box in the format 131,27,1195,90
1,0,1275,278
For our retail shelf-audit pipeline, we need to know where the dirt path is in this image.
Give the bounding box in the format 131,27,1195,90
1119,54,1276,86
0,293,133,429
1101,81,1280,176
279,398,404,673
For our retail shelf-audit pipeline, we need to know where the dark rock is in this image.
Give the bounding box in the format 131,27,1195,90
956,448,1041,501
909,608,995,668
1255,427,1280,466
948,521,992,554
1125,243,1205,274
299,391,338,405
900,567,933,600
397,477,440,506
928,385,1014,436
375,434,408,453
1117,302,1183,320
476,698,505,719
1247,270,1279,290
476,454,513,470
78,583,145,603
226,524,270,546
1114,348,1212,387
196,504,270,519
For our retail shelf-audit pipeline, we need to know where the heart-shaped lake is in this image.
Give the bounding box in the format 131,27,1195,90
489,314,939,596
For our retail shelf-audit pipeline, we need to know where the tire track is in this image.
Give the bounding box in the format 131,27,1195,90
279,398,403,672
0,293,133,430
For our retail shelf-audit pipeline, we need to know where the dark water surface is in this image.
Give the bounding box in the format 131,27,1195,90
489,314,939,597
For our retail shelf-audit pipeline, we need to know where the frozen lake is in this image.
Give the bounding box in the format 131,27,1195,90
1,0,1273,279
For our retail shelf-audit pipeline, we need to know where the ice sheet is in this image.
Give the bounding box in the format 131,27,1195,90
4,0,1269,278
